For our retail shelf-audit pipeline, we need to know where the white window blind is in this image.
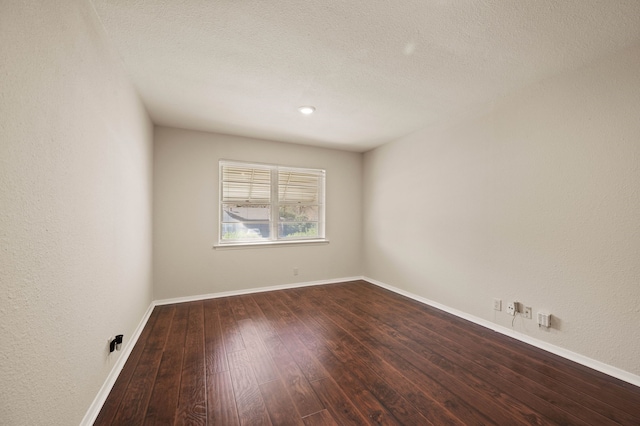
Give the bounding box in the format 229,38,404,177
220,161,325,244
222,165,271,203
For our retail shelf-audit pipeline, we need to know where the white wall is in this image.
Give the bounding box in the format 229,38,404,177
153,127,362,300
0,1,153,424
363,44,640,377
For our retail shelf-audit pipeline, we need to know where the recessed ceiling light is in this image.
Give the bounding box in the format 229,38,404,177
298,106,316,115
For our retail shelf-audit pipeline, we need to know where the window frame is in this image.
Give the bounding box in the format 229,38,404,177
217,160,326,247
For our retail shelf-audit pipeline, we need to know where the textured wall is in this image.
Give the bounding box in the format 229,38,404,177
363,44,640,376
0,1,153,424
153,127,362,300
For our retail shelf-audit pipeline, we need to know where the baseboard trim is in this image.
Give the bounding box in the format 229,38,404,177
362,276,640,388
154,276,363,306
83,274,638,424
80,302,156,426
82,276,361,424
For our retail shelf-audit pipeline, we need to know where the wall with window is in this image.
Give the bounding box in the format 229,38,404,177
153,127,362,300
0,1,153,424
363,44,640,377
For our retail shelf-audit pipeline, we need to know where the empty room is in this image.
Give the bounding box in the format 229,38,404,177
2,0,640,425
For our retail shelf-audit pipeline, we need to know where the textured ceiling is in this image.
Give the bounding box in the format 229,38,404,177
90,0,640,152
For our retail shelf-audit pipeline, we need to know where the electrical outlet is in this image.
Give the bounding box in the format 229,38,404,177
507,301,518,316
523,306,532,319
493,298,502,311
293,267,299,276
538,312,551,328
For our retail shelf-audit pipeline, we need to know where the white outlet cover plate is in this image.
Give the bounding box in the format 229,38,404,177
493,298,502,311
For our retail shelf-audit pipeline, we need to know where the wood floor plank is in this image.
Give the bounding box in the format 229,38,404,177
345,282,597,424
218,298,246,353
276,292,403,426
174,302,207,425
295,334,434,426
302,409,339,426
262,334,324,418
376,281,640,406
310,377,371,425
281,289,477,425
203,298,228,374
318,285,571,425
260,378,305,426
252,292,329,383
227,349,272,426
111,306,175,425
352,280,640,417
207,370,240,426
328,284,591,425
344,281,637,424
96,281,640,425
309,341,402,426
238,294,279,340
237,318,279,384
274,289,463,425
488,329,640,418
242,292,326,419
93,308,159,426
143,305,188,425
228,295,251,321
241,293,325,417
302,288,524,426
204,299,240,425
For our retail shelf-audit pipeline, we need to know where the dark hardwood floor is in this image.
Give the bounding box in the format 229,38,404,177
95,280,640,425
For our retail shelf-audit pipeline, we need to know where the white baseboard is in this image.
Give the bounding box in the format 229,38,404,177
154,276,363,306
362,276,640,388
80,303,156,426
81,276,361,424
83,274,638,424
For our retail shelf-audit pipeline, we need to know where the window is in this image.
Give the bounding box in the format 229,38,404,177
219,160,325,245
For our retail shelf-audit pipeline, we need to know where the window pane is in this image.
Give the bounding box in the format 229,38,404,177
221,222,270,240
222,204,270,241
279,222,318,239
220,161,325,244
279,205,319,222
223,204,270,222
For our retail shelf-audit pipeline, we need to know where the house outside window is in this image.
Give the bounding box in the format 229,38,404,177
219,160,326,245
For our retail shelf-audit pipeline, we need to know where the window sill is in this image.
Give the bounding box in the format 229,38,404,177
213,239,329,250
